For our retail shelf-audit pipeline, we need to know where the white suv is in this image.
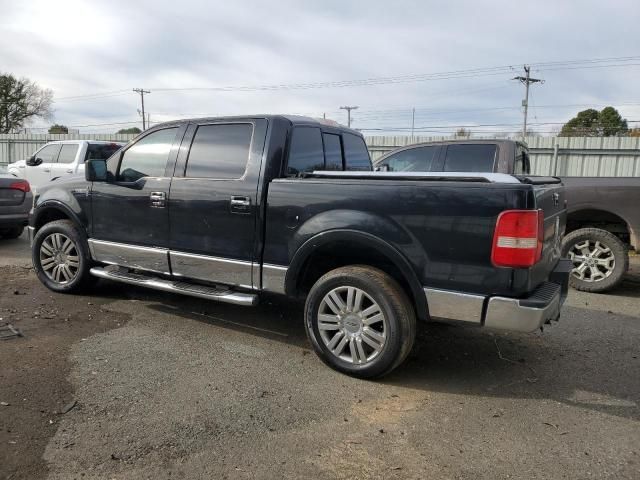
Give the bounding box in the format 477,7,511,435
8,140,125,191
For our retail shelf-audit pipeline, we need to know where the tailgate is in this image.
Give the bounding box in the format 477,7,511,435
528,177,566,290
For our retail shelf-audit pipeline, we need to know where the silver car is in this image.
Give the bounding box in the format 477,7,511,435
0,167,32,239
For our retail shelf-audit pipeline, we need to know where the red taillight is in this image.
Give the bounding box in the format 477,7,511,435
9,180,30,193
491,209,543,268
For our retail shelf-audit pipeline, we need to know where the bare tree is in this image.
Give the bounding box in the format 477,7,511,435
454,128,471,138
0,73,53,133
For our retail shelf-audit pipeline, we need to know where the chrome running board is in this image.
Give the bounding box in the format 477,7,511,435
90,266,258,307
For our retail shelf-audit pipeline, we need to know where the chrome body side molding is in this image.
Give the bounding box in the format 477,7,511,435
424,288,485,324
262,264,288,295
170,251,253,289
88,239,170,275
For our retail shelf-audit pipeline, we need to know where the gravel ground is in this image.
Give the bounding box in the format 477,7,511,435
1,235,639,479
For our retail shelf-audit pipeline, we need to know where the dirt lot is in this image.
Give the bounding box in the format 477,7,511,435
1,233,639,479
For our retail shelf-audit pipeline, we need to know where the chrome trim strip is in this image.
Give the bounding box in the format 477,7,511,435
484,290,561,333
262,264,288,295
89,267,258,307
27,226,35,247
309,170,522,184
170,251,253,289
88,239,171,275
424,288,485,324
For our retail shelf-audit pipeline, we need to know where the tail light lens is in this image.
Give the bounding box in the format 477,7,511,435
491,209,543,268
9,180,30,193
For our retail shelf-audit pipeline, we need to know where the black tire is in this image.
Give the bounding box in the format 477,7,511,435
32,220,94,293
561,227,628,293
0,226,24,239
305,265,416,379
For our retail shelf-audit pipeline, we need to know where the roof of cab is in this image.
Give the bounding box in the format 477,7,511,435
150,114,363,136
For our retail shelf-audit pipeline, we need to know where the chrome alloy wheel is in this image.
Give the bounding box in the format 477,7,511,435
568,239,615,283
39,233,80,284
317,286,387,365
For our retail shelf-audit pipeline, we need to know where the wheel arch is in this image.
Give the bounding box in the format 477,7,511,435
566,208,635,248
285,229,428,322
32,201,84,233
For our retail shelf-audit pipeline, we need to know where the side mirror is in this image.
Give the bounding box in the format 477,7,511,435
26,156,42,167
85,159,108,182
375,164,390,172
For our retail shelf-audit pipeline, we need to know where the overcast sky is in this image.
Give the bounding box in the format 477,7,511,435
1,0,639,135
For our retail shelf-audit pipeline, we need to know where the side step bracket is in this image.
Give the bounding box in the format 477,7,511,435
90,266,258,307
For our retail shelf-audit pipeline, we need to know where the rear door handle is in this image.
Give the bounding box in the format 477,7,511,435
150,191,166,208
66,169,73,173
230,195,251,214
43,168,51,172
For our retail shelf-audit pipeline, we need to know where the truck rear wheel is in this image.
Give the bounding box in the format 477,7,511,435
561,227,628,293
304,265,416,378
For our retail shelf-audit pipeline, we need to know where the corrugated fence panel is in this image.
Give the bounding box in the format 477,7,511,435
364,135,640,177
2,134,640,177
0,134,137,165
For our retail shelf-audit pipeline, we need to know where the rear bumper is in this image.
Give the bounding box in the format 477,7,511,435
0,213,29,227
425,259,572,333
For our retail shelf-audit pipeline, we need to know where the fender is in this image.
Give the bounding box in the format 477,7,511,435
31,199,87,234
285,229,428,321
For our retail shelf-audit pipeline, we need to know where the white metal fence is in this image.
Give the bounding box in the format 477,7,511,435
2,133,640,177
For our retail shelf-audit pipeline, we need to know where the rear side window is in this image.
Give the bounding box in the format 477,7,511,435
343,134,371,171
58,144,79,164
86,143,122,162
286,127,324,176
118,128,177,182
186,123,253,179
322,133,343,170
381,146,438,172
443,144,497,172
514,145,530,175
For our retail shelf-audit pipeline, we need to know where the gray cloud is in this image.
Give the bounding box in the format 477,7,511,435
1,0,639,134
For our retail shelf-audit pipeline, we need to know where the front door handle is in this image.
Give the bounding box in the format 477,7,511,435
230,195,251,214
43,168,51,173
66,169,74,173
150,191,166,208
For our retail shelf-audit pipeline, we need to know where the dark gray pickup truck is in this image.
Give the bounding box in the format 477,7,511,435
375,139,640,292
29,116,569,378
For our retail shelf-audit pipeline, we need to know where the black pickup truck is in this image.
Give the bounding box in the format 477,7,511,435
29,116,569,378
375,139,640,293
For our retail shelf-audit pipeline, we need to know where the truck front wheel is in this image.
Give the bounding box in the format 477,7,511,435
32,220,94,293
561,227,628,293
304,265,416,378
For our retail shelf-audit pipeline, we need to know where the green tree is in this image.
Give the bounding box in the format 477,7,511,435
48,124,68,134
598,106,628,136
116,127,142,134
0,73,53,133
560,107,628,137
454,127,471,138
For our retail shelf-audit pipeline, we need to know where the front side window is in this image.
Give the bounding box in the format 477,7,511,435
322,133,343,170
186,123,253,179
57,144,80,164
117,128,177,182
443,144,497,172
34,144,61,163
286,127,324,176
343,134,372,171
381,146,438,172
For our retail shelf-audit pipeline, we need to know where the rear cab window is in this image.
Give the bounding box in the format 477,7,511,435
514,144,531,175
442,144,497,172
286,127,372,176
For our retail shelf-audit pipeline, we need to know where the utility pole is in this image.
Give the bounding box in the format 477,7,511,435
133,88,150,130
340,105,358,128
411,107,415,141
512,66,543,138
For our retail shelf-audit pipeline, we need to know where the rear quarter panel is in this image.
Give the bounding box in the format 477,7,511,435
264,179,534,296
